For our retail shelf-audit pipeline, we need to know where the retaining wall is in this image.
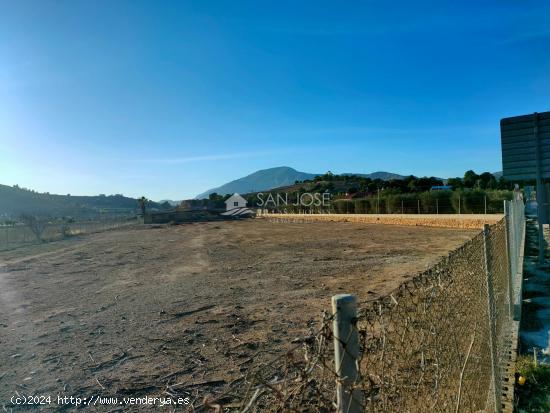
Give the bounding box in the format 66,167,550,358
260,212,503,229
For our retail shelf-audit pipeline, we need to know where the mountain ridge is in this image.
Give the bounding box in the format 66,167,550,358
194,167,407,199
195,166,316,199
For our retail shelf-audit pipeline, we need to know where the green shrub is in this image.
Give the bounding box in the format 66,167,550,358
354,199,369,214
332,200,354,214
515,356,550,412
486,190,513,213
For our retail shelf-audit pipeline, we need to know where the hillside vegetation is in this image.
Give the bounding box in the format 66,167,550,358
241,170,518,214
0,184,165,221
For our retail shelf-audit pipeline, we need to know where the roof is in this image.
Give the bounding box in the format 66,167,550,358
221,207,254,216
224,193,247,204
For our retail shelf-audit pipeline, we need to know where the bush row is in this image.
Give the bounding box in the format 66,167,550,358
273,190,513,214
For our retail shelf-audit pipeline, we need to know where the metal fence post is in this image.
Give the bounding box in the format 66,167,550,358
512,202,516,273
515,201,521,275
436,198,439,214
332,294,363,413
484,196,487,215
417,199,420,214
503,201,513,318
483,224,501,413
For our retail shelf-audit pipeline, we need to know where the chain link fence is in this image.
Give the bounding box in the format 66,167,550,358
0,219,135,251
190,201,525,412
257,194,510,215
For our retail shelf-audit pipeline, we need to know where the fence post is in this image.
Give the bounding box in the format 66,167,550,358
417,199,420,214
332,294,363,413
436,198,439,214
503,201,513,318
484,196,487,215
538,216,544,265
510,202,517,277
459,196,461,214
401,200,404,214
483,224,501,413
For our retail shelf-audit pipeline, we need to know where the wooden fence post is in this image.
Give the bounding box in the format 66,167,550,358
483,224,501,413
332,294,363,413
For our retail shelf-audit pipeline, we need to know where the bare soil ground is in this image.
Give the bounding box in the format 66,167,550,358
0,219,476,411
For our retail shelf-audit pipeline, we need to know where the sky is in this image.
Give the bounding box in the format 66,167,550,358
1,1,550,200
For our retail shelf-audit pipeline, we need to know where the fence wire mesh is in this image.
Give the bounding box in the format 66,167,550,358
0,219,134,251
358,231,492,412
193,203,525,413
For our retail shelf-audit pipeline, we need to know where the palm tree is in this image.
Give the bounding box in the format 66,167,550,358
138,196,148,215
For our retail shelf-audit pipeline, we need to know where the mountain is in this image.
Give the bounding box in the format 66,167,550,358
195,167,409,199
341,171,406,180
159,200,181,207
195,167,317,199
0,184,163,220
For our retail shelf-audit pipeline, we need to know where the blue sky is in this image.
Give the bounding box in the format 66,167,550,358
1,1,549,200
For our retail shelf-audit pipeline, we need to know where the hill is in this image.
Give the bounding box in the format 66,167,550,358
253,172,430,197
0,184,162,220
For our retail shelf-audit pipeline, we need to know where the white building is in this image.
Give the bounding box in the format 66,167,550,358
222,193,253,216
224,193,247,210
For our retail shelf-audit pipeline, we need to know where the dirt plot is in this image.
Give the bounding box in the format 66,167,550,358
0,220,476,410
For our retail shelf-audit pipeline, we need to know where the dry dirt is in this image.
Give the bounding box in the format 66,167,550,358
0,219,476,411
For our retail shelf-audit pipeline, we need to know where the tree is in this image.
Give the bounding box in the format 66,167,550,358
463,170,479,188
479,172,497,189
19,214,46,242
138,196,148,215
447,177,463,189
209,192,226,202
